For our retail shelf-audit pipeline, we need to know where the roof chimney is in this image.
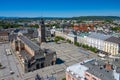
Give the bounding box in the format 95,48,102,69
104,62,112,71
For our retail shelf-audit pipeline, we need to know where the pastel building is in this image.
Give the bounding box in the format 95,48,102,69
86,32,111,51
55,30,66,38
66,31,77,43
55,30,120,55
104,36,120,55
77,32,89,44
55,30,77,43
66,59,118,80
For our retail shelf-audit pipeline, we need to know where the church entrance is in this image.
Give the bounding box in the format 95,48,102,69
41,62,44,68
36,63,40,69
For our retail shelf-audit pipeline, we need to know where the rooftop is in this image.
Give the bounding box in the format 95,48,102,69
35,74,56,80
0,31,9,36
66,59,116,80
9,34,17,41
67,31,77,38
44,49,56,55
105,36,120,44
77,32,89,37
87,32,111,40
112,59,120,73
20,50,33,61
18,35,40,51
66,59,90,79
44,75,56,80
84,59,115,80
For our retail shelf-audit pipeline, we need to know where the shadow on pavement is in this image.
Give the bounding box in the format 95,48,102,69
56,58,65,64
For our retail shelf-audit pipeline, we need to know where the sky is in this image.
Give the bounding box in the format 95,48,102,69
0,0,120,17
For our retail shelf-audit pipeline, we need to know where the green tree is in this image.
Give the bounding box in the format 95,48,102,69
54,37,59,43
62,78,66,80
66,39,72,43
0,63,2,67
111,27,120,31
85,44,89,49
74,41,80,46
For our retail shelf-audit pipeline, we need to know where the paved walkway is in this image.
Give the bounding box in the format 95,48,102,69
0,42,98,80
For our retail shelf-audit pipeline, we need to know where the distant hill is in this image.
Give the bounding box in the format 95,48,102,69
71,16,120,20
0,16,120,20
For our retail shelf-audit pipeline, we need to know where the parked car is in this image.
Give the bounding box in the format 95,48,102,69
10,71,14,74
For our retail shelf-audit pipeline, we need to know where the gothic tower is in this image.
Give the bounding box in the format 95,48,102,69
38,18,46,44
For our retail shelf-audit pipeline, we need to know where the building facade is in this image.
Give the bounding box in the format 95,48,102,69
10,33,56,73
104,36,120,55
66,59,119,80
0,31,9,42
77,32,89,44
55,30,120,55
55,30,77,43
86,32,111,51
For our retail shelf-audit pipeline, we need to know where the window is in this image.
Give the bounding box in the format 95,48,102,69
72,78,75,80
38,57,45,61
86,73,90,77
92,77,97,80
84,77,88,80
68,75,71,80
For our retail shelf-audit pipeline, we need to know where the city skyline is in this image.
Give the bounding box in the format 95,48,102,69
0,0,120,17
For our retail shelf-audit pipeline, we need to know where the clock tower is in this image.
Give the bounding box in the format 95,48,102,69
38,18,46,44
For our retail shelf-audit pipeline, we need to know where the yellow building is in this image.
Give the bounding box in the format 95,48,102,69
104,36,120,55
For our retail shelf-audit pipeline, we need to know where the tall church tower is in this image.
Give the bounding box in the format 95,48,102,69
38,18,46,44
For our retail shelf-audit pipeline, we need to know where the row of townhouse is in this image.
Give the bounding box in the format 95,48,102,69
85,32,111,51
55,30,77,43
78,32,120,55
55,30,120,55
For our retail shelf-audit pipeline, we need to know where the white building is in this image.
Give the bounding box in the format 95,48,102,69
77,32,89,45
86,32,111,50
66,32,77,43
104,36,120,55
55,30,77,43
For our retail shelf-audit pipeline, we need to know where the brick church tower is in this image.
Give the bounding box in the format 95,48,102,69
38,18,46,44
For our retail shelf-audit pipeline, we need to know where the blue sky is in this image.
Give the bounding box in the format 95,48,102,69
0,0,120,17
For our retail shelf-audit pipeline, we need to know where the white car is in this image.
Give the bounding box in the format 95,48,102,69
10,71,14,74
